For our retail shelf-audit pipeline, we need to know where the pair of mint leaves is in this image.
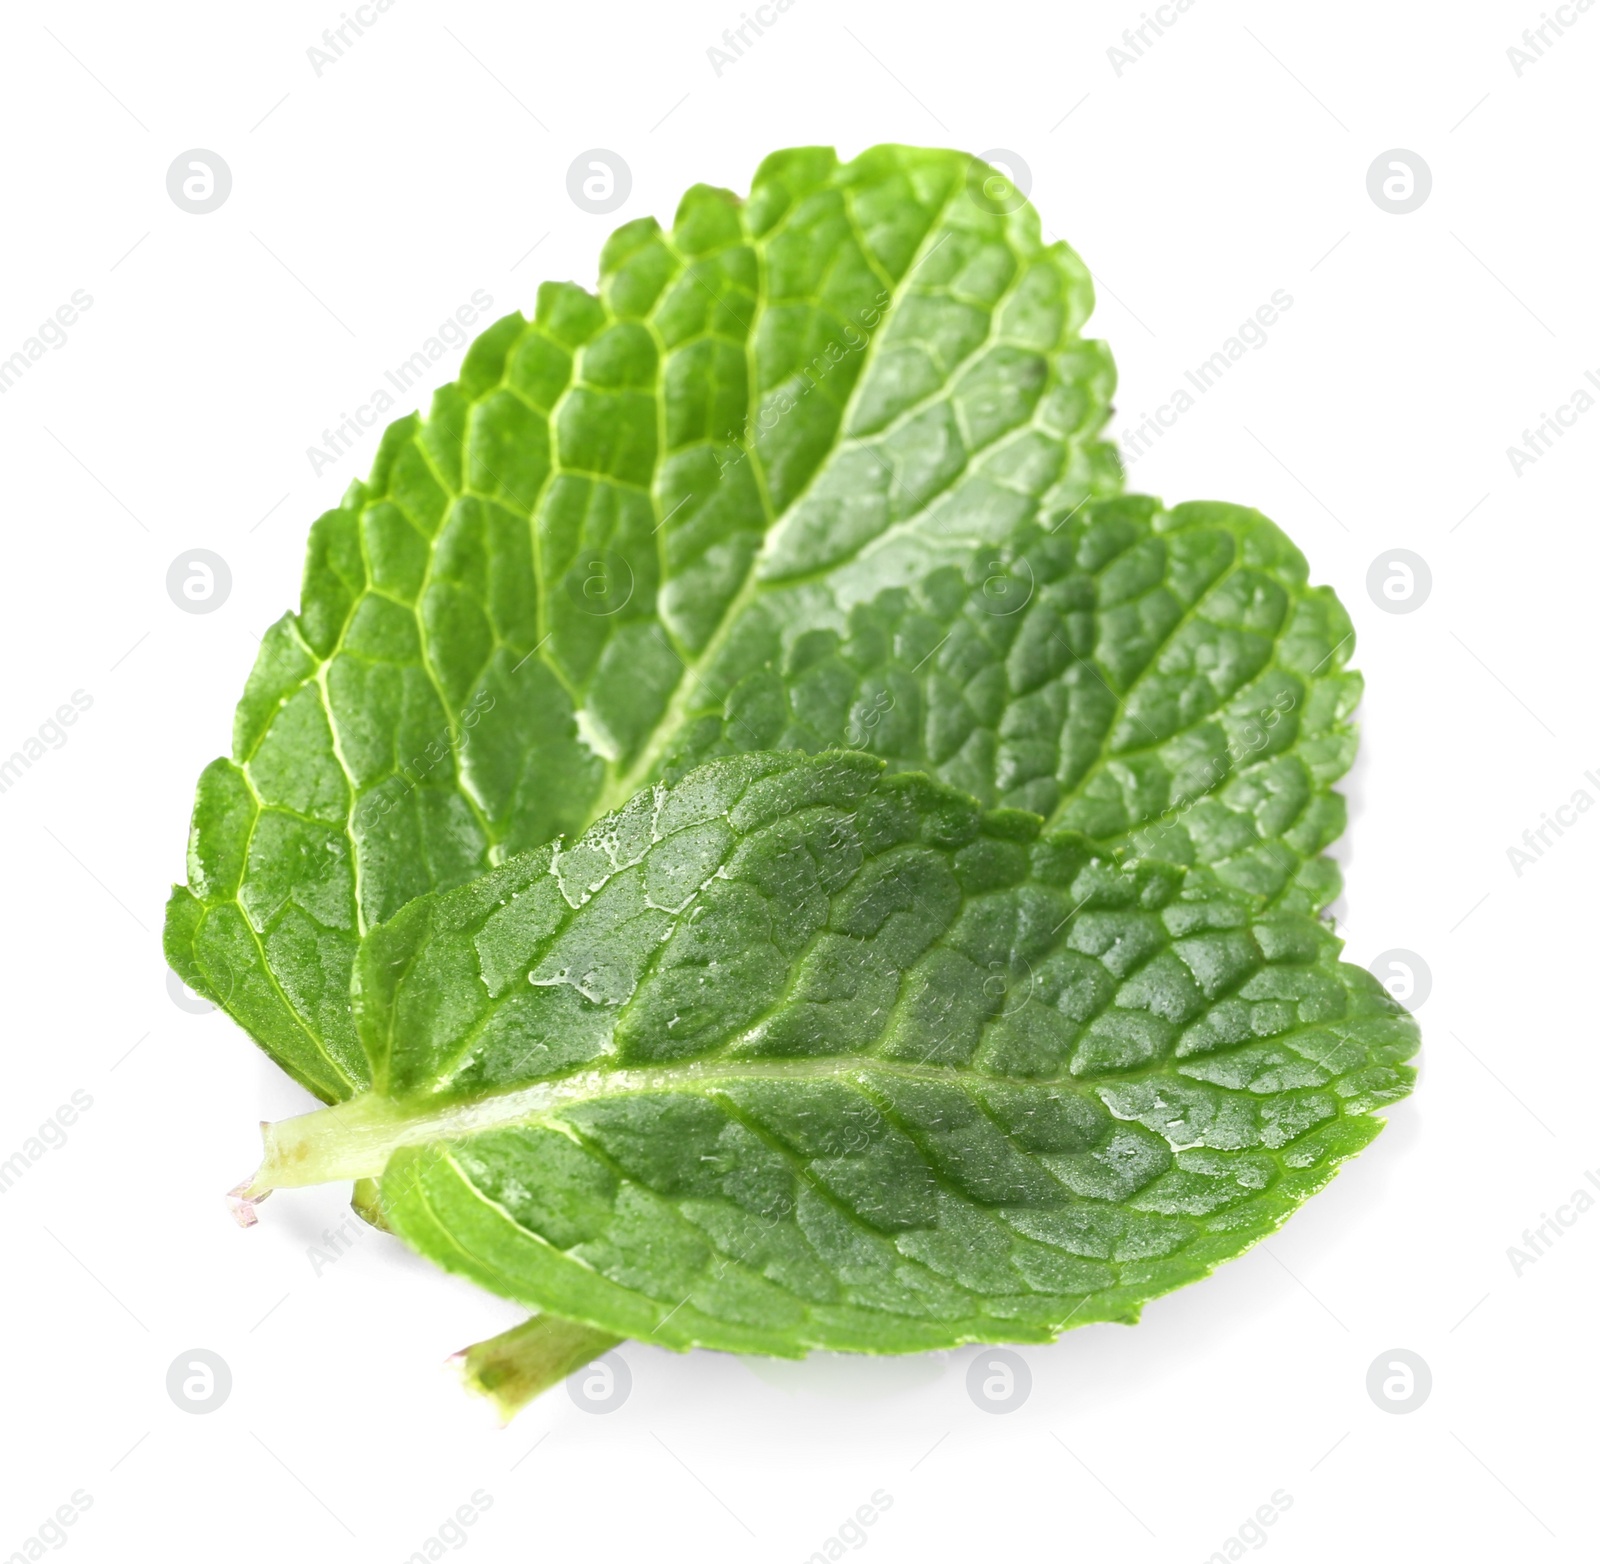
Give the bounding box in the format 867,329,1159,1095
165,144,1416,1414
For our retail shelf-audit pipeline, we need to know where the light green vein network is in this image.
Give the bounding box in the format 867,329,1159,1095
166,144,1127,1099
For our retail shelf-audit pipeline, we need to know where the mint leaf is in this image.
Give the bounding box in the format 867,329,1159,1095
663,494,1357,910
166,142,1402,1403
165,144,1120,1103
245,753,1417,1357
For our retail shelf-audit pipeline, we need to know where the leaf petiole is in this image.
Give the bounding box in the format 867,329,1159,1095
452,1314,622,1423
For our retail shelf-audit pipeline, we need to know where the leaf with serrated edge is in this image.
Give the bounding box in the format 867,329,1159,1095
663,493,1358,913
165,144,1121,1103
244,752,1417,1358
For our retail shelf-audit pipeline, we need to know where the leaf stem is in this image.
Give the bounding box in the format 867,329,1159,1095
453,1314,622,1422
240,1092,423,1195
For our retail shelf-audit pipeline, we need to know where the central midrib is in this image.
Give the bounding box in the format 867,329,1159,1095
587,169,973,820
253,1053,1008,1191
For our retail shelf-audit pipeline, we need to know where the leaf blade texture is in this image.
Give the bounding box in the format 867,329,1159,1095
164,144,1123,1101
255,752,1416,1356
662,494,1359,910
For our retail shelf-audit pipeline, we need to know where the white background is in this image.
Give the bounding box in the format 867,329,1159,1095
1,1,1594,1559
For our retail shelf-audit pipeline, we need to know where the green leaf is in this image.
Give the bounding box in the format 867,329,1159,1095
164,144,1121,1104
662,494,1358,911
244,752,1417,1357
